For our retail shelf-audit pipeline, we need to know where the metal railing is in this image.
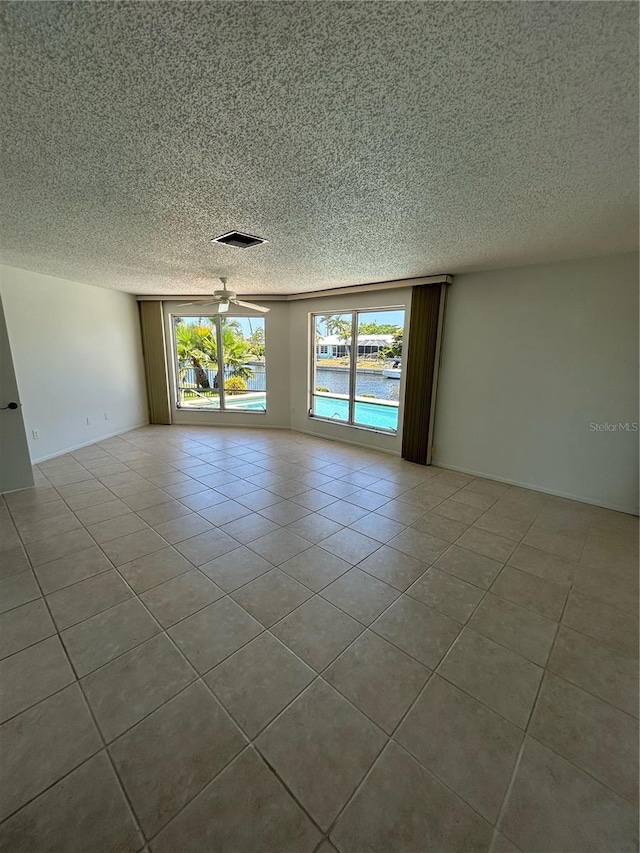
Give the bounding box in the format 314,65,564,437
180,365,266,392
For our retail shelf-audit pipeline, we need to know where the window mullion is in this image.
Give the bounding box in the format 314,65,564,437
216,319,226,410
348,310,357,424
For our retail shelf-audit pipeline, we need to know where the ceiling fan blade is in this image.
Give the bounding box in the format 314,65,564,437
234,299,270,313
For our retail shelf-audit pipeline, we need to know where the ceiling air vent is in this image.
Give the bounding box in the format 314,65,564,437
211,231,267,249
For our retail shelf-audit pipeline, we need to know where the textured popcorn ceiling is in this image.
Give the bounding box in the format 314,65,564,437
0,1,637,296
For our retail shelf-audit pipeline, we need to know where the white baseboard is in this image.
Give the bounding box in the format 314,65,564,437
30,422,150,464
434,460,639,517
292,425,400,456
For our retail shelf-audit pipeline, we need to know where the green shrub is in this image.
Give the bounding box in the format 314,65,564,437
315,386,329,392
361,393,376,398
225,376,248,395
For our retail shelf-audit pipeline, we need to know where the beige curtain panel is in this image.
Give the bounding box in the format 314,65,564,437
139,301,172,425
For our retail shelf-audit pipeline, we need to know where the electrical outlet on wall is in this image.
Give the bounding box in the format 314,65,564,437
32,429,40,440
104,412,109,420
86,417,91,425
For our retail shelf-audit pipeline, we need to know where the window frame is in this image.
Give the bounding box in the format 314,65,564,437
308,307,404,435
170,312,267,414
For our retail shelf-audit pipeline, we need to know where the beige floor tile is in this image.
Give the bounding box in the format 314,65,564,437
0,570,40,614
490,565,567,621
46,568,132,630
0,545,30,579
562,590,638,659
573,558,639,616
87,512,149,544
291,488,338,511
449,487,497,511
548,627,638,717
0,599,55,659
25,528,94,567
467,593,557,666
235,488,283,511
357,544,429,591
407,567,484,622
256,680,385,829
344,489,391,511
13,511,82,545
101,528,168,567
375,498,426,524
82,634,195,741
435,545,503,589
33,545,113,594
259,500,311,526
61,597,160,676
0,636,75,723
331,741,492,853
396,675,522,822
500,738,638,853
433,497,485,524
64,487,119,510
0,684,102,820
0,752,142,853
411,511,469,543
200,546,273,592
248,528,312,564
153,511,214,544
122,488,173,511
279,545,351,591
140,569,224,627
387,527,448,565
530,672,638,803
271,596,364,671
321,568,399,625
439,629,543,729
489,833,522,853
457,527,518,563
319,528,381,564
169,597,263,674
508,542,576,586
325,630,429,733
206,633,315,736
135,499,192,527
473,510,532,542
198,498,251,526
220,513,280,544
319,500,369,526
349,512,406,543
231,568,312,627
285,512,343,544
74,499,131,525
117,546,192,593
151,747,320,853
522,526,584,562
372,594,461,668
110,681,244,838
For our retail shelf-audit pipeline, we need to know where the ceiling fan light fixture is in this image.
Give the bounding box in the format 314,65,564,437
217,300,230,313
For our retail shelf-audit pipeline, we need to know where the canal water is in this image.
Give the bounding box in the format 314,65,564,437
315,367,400,401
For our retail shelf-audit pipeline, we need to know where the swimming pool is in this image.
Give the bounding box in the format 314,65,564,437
313,395,399,432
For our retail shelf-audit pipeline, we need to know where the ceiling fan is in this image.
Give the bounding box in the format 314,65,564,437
176,278,269,314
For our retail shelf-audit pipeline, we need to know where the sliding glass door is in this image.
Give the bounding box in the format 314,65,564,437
310,308,404,433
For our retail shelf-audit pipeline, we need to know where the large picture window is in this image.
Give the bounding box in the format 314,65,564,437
172,315,266,412
310,308,404,433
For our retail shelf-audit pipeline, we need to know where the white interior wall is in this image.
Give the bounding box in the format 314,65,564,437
164,300,292,429
0,265,148,462
289,288,412,454
433,253,639,514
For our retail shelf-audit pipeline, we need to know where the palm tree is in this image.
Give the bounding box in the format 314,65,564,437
219,320,253,382
320,314,352,358
174,321,216,389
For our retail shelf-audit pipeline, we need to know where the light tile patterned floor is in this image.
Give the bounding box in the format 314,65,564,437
0,425,638,852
